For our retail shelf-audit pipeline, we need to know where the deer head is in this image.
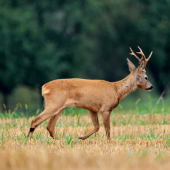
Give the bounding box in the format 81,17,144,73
127,46,153,91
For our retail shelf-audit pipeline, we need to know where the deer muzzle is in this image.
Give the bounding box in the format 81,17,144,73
147,86,153,91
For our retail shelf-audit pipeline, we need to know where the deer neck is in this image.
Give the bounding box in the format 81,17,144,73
114,72,138,101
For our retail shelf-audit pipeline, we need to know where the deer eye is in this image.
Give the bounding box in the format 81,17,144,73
145,77,148,80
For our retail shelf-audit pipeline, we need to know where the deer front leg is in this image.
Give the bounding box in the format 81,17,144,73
78,111,99,140
101,111,111,140
46,109,63,139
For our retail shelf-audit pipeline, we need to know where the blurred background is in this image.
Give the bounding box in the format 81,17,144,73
0,0,170,114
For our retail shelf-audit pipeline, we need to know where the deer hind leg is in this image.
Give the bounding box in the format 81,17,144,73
101,111,111,141
46,109,63,139
27,89,67,138
78,111,99,140
27,107,63,138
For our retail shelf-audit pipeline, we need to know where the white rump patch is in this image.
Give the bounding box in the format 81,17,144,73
42,89,50,96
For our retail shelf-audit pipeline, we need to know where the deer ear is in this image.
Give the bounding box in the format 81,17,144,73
127,58,136,72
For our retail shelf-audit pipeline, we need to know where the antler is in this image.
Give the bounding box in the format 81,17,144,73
136,46,146,63
129,47,142,63
137,46,153,64
147,51,153,62
129,46,153,65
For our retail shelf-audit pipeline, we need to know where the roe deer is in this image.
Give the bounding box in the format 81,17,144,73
27,46,153,140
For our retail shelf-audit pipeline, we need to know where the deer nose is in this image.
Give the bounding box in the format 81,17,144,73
148,86,153,90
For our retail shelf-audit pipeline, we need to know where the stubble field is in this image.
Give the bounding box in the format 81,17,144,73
1,105,170,170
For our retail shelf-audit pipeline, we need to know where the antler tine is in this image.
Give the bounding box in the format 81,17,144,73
136,46,146,62
129,47,141,63
146,51,153,62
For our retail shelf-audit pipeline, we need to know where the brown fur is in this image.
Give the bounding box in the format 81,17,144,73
27,47,153,140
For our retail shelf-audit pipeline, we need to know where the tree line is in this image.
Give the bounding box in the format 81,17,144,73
0,0,170,109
